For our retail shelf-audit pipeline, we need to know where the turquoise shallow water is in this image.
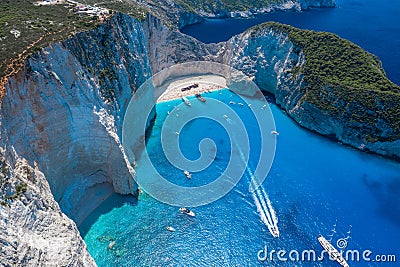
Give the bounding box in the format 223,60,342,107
81,90,400,266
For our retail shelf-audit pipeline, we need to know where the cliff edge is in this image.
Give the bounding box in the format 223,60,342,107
3,1,400,265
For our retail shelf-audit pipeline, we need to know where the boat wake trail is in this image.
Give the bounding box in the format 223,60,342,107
247,166,280,238
232,134,279,238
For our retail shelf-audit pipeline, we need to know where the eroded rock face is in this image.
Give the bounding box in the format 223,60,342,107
299,0,336,9
0,13,218,266
0,147,95,266
1,1,398,264
1,14,154,224
222,27,400,159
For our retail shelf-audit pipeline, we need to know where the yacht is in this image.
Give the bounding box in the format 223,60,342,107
166,226,176,232
179,207,195,217
184,170,191,179
182,96,191,106
318,235,349,267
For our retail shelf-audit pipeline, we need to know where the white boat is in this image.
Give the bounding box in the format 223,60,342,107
179,207,195,217
223,115,229,120
271,130,279,135
318,235,349,267
166,226,176,232
108,241,115,250
182,97,191,106
184,170,191,179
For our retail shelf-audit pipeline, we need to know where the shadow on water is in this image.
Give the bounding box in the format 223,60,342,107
280,204,318,249
361,174,400,227
78,193,138,237
273,204,336,267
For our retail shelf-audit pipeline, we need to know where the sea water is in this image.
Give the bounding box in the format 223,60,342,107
181,0,400,85
81,90,400,266
81,0,400,265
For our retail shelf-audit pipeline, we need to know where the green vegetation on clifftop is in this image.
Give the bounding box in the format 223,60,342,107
1,1,99,79
250,22,400,142
0,0,147,96
176,0,284,13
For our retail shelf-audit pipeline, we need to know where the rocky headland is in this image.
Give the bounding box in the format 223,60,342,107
2,0,400,265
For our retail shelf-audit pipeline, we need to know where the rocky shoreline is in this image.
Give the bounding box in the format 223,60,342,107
2,0,400,265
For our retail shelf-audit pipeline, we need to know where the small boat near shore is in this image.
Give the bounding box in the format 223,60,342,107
179,207,195,217
195,93,206,102
182,97,191,106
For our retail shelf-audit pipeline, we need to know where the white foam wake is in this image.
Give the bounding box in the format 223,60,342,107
232,134,279,237
246,165,279,238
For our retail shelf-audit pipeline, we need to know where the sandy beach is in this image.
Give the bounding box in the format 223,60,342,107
156,74,227,103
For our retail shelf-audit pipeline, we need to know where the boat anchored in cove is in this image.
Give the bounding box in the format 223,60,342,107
182,96,191,106
179,207,195,217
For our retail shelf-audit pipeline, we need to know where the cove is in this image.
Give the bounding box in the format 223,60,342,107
81,89,400,266
80,1,400,265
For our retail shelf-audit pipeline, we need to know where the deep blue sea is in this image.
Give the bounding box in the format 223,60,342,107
81,1,400,266
182,0,400,86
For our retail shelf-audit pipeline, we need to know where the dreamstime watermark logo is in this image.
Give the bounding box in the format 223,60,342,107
257,239,397,264
336,238,348,249
122,61,277,207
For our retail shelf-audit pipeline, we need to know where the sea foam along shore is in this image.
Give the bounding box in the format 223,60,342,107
156,75,227,103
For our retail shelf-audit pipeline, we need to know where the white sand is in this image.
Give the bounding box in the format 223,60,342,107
156,75,227,103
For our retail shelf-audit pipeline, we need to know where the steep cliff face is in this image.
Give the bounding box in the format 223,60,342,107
222,26,400,159
142,15,222,73
0,2,398,265
299,0,336,9
0,146,96,266
0,13,220,265
223,27,305,100
286,87,400,160
173,0,336,21
0,14,155,225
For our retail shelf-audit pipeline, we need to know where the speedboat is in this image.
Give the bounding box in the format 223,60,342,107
179,207,195,217
184,170,191,179
271,130,279,135
166,226,176,232
269,226,280,238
